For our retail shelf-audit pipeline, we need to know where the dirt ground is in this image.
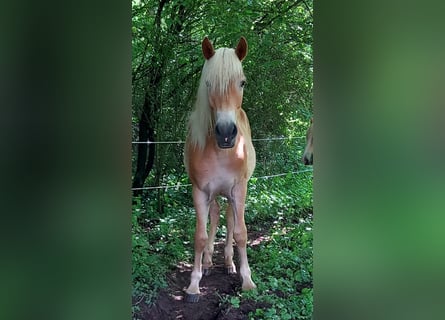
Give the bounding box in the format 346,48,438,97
134,239,270,320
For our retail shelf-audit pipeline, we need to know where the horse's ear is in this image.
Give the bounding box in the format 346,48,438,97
235,37,248,61
202,37,215,60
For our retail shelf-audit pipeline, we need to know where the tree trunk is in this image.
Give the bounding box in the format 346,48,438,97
132,92,156,196
131,0,188,197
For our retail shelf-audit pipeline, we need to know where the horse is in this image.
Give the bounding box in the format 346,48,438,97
183,37,256,302
302,118,313,165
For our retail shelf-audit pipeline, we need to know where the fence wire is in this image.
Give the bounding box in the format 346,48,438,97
132,136,304,144
131,135,311,191
131,168,312,191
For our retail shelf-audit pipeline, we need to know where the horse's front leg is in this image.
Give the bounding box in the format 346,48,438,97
202,199,220,275
224,203,236,274
231,181,256,291
185,187,210,302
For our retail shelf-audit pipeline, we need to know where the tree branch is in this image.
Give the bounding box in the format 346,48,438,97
252,0,305,34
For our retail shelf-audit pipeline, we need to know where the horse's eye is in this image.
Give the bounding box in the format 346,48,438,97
240,80,246,88
205,81,211,88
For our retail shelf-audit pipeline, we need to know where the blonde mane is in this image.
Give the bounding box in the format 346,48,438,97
188,47,245,150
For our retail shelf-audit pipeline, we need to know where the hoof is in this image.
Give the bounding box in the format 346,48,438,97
226,266,236,274
185,292,200,303
203,268,211,276
242,282,257,291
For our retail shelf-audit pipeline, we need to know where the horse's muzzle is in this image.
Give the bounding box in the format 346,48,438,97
303,154,313,165
215,122,237,149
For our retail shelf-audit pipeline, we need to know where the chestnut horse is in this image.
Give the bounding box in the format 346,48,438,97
184,37,256,302
302,118,313,165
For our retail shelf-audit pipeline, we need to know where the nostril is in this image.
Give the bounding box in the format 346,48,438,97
231,125,237,136
215,125,221,135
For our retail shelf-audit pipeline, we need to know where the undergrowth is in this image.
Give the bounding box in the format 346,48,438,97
131,185,195,311
243,171,313,319
132,167,313,319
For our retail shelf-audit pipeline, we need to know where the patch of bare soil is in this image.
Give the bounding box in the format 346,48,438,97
135,239,270,320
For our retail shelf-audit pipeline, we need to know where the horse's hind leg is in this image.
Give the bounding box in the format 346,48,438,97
224,203,236,274
202,199,220,275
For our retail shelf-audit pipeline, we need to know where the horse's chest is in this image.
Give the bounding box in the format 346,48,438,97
205,171,239,199
194,155,245,197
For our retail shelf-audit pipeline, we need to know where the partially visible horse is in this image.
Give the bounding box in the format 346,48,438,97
302,118,313,165
184,37,256,302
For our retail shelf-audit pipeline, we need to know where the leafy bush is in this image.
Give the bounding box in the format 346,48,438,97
242,172,313,319
131,192,194,306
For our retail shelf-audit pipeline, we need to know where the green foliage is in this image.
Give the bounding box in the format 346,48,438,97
132,169,313,317
131,192,195,304
132,198,167,303
132,0,313,186
132,0,313,318
242,172,313,319
218,293,241,310
247,170,313,224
